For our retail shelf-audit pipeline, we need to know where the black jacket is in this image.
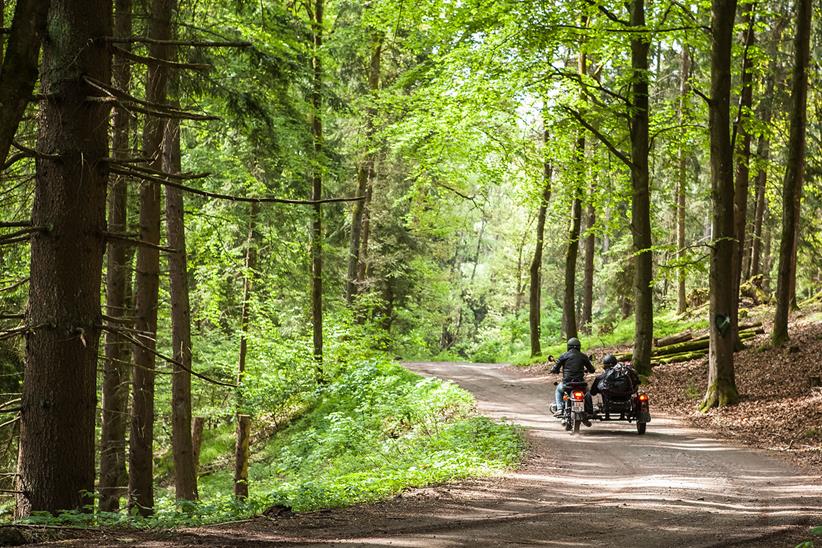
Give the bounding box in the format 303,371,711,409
550,349,595,383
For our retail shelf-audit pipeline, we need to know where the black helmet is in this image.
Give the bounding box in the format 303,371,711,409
603,354,618,368
567,337,581,350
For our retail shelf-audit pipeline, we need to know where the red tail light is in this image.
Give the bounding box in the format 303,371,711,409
572,391,585,401
638,393,649,402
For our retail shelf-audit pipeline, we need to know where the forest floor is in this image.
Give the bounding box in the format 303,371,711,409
18,321,822,547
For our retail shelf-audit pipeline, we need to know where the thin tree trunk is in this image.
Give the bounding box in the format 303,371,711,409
356,163,374,289
701,0,739,411
346,33,382,303
677,46,690,314
310,0,324,367
581,202,595,332
731,0,755,347
16,0,111,517
762,210,773,292
563,190,582,339
0,0,50,167
630,0,653,376
529,142,552,357
772,0,811,346
129,0,175,516
235,202,257,499
99,0,133,513
164,117,197,502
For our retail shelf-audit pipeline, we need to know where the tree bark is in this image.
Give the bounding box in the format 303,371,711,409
731,0,755,347
581,201,595,332
562,190,582,339
310,0,324,367
346,33,382,304
164,117,197,502
529,123,552,357
99,0,133,513
235,202,257,499
16,0,111,517
129,0,175,516
772,0,811,346
629,0,653,376
676,46,690,314
0,0,50,168
701,0,739,411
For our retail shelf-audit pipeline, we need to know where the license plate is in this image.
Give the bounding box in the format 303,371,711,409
572,401,584,412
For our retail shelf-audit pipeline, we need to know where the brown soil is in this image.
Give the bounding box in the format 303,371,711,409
21,352,822,547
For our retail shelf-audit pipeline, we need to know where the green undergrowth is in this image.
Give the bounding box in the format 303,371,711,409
20,358,522,528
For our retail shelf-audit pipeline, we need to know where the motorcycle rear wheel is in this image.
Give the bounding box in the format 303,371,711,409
637,422,647,435
573,419,581,434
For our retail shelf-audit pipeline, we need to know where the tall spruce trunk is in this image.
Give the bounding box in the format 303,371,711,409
356,158,375,290
629,0,653,376
99,0,133,512
16,0,111,516
310,0,324,366
235,203,257,499
129,0,174,516
581,201,595,332
164,118,197,501
346,33,382,303
676,46,690,314
562,190,582,339
772,0,812,346
731,1,755,346
529,144,552,357
701,0,739,410
0,0,50,167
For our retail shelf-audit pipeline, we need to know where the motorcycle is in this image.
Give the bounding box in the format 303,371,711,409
549,380,591,434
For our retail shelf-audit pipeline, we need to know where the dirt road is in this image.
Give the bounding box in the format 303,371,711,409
32,361,822,547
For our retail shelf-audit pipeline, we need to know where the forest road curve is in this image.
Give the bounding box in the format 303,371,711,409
39,362,822,547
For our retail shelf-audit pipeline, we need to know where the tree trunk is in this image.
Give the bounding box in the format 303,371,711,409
356,156,375,292
164,118,197,502
629,0,653,376
581,201,595,332
346,33,382,303
99,0,132,513
235,202,257,499
16,0,111,517
676,46,690,314
731,0,755,347
310,0,324,367
0,0,50,167
562,191,582,339
129,0,175,516
529,124,552,357
772,0,811,346
701,0,739,411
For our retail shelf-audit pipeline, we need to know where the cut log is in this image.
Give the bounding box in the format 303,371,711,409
738,320,763,331
654,330,693,348
656,349,708,364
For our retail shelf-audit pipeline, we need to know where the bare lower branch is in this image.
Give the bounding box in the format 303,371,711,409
113,161,209,181
103,325,236,387
83,76,217,121
110,167,366,205
102,231,177,253
0,221,31,228
104,36,252,48
112,45,212,71
12,141,61,160
0,278,29,292
2,152,34,171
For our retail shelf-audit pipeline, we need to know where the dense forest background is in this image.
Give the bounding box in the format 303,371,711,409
0,0,819,523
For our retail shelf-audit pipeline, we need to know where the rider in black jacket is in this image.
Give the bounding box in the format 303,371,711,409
551,337,595,417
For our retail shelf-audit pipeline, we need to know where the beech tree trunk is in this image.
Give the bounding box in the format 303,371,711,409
773,0,812,346
562,191,582,339
235,202,257,499
0,0,50,167
99,0,133,513
164,118,197,502
346,33,382,303
676,46,690,314
16,0,111,516
529,142,551,357
581,201,595,332
731,0,755,346
310,0,324,366
701,0,739,410
629,0,653,376
129,0,175,516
